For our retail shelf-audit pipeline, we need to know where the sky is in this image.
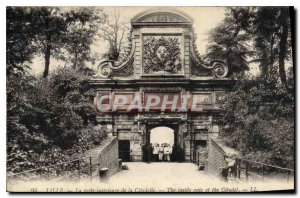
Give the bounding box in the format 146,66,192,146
150,127,174,146
29,7,260,75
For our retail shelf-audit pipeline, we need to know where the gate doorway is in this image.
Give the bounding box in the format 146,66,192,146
119,140,131,162
143,123,184,162
194,140,207,164
150,127,174,147
150,127,174,162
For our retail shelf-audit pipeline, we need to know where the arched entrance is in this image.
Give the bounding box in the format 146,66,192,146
150,126,174,147
143,122,184,162
149,126,175,162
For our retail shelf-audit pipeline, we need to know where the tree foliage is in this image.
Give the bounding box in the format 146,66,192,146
59,8,107,69
29,7,68,78
206,8,253,76
7,7,106,78
219,70,294,168
206,7,293,84
6,7,108,174
250,7,292,84
98,11,130,62
7,68,107,174
208,7,294,169
6,7,37,75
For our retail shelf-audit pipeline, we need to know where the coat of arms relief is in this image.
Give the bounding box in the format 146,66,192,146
143,36,182,74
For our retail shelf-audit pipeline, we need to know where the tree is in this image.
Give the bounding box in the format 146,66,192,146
98,11,130,62
28,7,106,77
219,74,294,168
251,8,281,79
278,7,291,85
7,7,129,77
6,7,37,75
7,68,107,173
248,7,292,84
205,8,253,77
206,7,293,83
6,7,108,173
203,6,294,169
59,8,107,69
29,7,68,78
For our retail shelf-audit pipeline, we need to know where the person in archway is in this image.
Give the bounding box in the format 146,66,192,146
158,144,164,162
163,143,172,162
152,143,159,162
143,143,152,163
168,144,173,162
142,144,146,162
149,143,154,163
171,145,176,162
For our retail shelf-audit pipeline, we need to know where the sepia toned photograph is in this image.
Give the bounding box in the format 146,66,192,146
6,5,295,193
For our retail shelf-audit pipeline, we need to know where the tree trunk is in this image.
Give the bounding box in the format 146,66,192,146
73,51,78,69
43,43,51,78
269,34,275,76
43,34,51,78
260,50,269,78
278,8,289,85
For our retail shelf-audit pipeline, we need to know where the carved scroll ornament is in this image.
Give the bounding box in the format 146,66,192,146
190,44,229,78
96,43,135,79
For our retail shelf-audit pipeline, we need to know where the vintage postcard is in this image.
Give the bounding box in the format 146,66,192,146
6,6,295,192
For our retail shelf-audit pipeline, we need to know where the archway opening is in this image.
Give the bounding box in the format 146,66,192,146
146,126,175,162
150,126,174,147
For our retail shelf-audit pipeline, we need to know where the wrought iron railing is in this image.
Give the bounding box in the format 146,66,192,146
192,138,294,182
235,158,294,182
7,155,100,182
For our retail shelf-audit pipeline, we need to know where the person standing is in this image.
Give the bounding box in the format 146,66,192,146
149,143,153,163
168,144,173,162
163,144,171,162
158,144,164,162
152,143,159,162
171,145,176,162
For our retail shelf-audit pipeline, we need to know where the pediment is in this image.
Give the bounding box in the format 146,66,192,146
137,12,188,23
131,9,193,25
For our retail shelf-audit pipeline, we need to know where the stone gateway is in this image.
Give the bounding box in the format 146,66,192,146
90,8,234,162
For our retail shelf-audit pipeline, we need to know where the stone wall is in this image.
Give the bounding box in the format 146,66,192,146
86,136,119,177
206,138,227,177
98,137,119,176
206,137,239,177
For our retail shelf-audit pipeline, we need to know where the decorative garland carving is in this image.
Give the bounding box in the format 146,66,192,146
143,36,182,74
190,43,229,78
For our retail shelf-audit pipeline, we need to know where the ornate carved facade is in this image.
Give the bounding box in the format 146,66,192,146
143,36,182,74
90,8,235,162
